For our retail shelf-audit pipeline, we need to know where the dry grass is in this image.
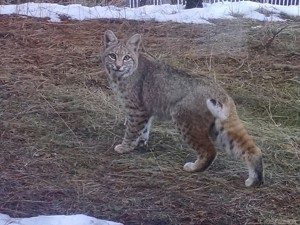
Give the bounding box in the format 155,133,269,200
0,15,300,224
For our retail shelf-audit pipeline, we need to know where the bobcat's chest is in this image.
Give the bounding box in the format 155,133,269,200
110,83,126,102
110,80,139,108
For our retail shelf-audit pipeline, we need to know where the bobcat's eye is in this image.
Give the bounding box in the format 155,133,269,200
108,53,116,60
123,55,131,61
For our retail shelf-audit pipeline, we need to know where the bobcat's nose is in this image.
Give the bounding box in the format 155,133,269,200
113,63,123,71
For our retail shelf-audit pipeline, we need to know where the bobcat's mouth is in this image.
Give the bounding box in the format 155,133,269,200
111,64,127,72
113,68,125,72
108,68,130,80
112,65,132,75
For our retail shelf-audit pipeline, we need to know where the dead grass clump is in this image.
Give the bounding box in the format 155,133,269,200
279,12,300,22
0,16,300,224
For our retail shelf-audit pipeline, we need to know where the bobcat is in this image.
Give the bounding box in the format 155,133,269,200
102,30,264,187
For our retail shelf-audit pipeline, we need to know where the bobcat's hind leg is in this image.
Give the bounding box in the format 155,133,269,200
172,111,217,172
244,150,264,187
115,114,153,153
207,98,264,187
183,139,217,173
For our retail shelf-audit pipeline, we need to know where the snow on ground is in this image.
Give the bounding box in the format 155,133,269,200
0,1,299,23
0,213,124,225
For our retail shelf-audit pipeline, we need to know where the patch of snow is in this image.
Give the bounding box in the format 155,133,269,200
0,213,123,225
0,1,298,23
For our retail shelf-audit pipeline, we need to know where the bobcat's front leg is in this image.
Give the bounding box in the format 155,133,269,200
114,115,153,153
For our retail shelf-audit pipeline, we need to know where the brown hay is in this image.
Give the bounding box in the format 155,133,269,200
0,15,300,225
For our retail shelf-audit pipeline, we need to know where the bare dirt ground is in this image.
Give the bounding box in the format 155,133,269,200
0,15,299,225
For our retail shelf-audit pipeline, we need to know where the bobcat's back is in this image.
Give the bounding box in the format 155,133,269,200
136,53,228,119
102,30,227,120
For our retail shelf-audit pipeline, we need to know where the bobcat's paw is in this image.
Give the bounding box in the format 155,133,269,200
245,163,264,187
114,144,134,154
137,139,147,147
245,176,263,187
183,162,197,172
132,133,149,148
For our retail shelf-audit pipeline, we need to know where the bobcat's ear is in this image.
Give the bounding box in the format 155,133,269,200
127,33,141,53
104,30,118,49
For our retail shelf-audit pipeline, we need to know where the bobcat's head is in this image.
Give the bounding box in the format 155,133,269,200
102,30,141,80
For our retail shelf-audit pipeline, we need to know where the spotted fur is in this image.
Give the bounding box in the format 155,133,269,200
207,98,264,187
102,30,264,187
